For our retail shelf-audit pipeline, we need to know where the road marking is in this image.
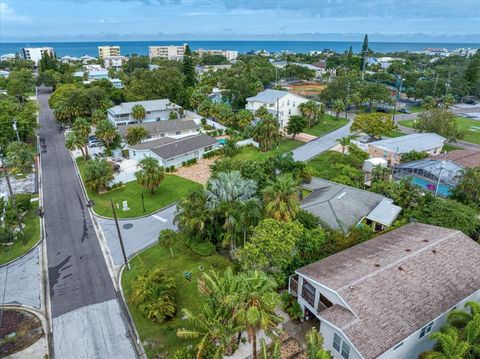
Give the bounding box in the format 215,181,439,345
152,215,167,222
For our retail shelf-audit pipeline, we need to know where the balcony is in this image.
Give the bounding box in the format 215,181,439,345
301,285,316,309
290,275,299,297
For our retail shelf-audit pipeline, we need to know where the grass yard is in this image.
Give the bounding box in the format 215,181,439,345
234,138,303,161
386,130,406,138
306,151,351,179
442,143,463,152
303,115,349,137
399,116,480,145
0,200,40,265
76,158,202,218
121,238,231,358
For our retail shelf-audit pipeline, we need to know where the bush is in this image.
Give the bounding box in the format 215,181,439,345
281,292,303,321
165,167,170,173
181,161,186,167
189,241,216,256
130,267,177,323
169,165,175,172
203,149,222,159
12,193,32,212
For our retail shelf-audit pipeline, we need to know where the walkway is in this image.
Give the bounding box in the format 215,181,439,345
37,86,136,359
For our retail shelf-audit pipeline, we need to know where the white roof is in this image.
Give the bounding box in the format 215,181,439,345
366,198,402,226
108,99,180,116
369,133,446,154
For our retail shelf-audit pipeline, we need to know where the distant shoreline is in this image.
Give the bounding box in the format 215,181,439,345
2,40,479,57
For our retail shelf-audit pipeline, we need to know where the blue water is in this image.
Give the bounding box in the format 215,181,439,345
217,138,227,145
411,177,452,197
1,40,479,57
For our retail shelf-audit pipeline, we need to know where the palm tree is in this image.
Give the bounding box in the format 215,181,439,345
125,126,149,146
174,189,213,241
443,94,455,110
95,119,119,152
206,171,259,251
65,131,86,158
299,100,319,128
83,158,113,193
135,157,165,194
131,104,146,122
306,328,332,359
423,327,470,359
236,109,254,129
336,136,352,154
236,199,262,246
91,109,106,127
332,99,345,120
158,228,176,259
259,339,281,359
254,105,270,120
262,174,300,222
252,115,280,152
229,271,283,359
72,117,91,158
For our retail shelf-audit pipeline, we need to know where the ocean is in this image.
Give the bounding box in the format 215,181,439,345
1,40,479,57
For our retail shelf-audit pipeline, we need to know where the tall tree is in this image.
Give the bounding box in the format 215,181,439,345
350,113,396,140
72,117,91,158
286,115,307,139
415,109,462,142
158,228,176,259
183,44,197,87
174,189,214,242
332,99,345,119
125,126,149,146
4,142,35,173
262,174,300,222
452,167,480,208
65,131,86,158
298,101,319,128
252,114,280,152
135,157,165,194
95,119,120,152
83,158,113,193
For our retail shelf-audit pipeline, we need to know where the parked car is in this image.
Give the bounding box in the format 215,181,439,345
88,140,102,148
465,99,478,105
398,108,411,114
376,107,389,113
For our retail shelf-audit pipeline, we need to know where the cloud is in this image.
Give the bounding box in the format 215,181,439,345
0,2,31,23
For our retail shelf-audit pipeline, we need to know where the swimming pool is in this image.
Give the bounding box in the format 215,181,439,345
410,177,452,197
217,138,227,144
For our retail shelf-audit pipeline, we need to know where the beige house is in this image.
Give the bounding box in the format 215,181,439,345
98,46,121,58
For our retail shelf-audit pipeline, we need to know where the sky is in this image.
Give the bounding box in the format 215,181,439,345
1,0,479,42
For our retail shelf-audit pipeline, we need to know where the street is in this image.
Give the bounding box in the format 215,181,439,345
37,86,136,358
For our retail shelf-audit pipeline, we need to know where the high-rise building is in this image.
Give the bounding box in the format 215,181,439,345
148,44,187,60
22,47,55,65
196,49,238,61
98,46,121,59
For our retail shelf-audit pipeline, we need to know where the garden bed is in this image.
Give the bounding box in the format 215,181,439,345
0,309,44,357
121,237,231,358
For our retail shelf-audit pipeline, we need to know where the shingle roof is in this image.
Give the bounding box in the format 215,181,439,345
108,99,180,116
365,198,402,226
369,133,445,154
301,177,391,233
117,120,199,138
429,149,480,168
246,89,289,104
131,134,217,160
297,223,480,359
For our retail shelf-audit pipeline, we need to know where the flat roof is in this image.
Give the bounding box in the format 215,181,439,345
298,223,480,359
108,99,180,116
369,133,446,154
117,120,199,137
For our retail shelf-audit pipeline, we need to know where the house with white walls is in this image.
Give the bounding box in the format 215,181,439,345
245,89,311,130
107,99,183,125
117,119,200,142
289,222,480,359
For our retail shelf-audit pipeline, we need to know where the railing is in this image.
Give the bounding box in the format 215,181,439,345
290,276,298,296
301,286,316,308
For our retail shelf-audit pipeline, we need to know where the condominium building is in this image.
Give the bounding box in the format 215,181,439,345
196,48,238,61
22,47,55,65
98,46,121,59
148,44,187,60
103,55,128,69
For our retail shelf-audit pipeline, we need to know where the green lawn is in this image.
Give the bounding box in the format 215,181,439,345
121,237,231,358
303,115,349,137
408,105,426,113
76,158,202,218
442,143,462,152
234,138,303,161
386,130,406,138
306,151,351,179
399,116,480,145
0,200,40,265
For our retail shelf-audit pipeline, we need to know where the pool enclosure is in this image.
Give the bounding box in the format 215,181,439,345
392,159,463,197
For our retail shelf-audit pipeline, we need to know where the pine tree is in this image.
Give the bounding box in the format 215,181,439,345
183,44,196,87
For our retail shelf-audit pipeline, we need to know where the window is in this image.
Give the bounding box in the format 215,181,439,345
394,342,404,350
204,146,212,151
341,341,350,359
319,294,333,308
175,131,181,135
333,333,341,352
419,322,434,338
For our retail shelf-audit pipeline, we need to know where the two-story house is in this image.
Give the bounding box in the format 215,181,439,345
117,119,200,142
107,99,183,125
289,222,480,359
245,89,311,130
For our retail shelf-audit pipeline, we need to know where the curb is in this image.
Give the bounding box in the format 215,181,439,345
93,203,178,221
0,233,43,269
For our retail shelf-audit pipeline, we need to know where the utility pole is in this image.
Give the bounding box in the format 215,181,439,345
392,77,404,123
1,154,25,244
434,152,447,197
110,200,129,270
12,120,20,142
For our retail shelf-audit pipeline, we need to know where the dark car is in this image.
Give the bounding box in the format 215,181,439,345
376,107,389,113
465,99,478,105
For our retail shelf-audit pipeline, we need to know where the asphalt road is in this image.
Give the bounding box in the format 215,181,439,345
37,86,136,358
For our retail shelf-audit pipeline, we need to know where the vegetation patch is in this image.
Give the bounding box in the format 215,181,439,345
233,139,302,161
302,115,349,137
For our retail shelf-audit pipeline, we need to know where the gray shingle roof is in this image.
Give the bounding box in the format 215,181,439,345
108,99,180,116
297,223,480,359
131,134,217,160
366,198,402,226
301,177,391,233
117,120,199,138
246,89,289,104
369,133,445,154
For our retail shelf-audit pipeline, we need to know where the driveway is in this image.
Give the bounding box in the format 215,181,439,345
37,86,136,359
97,205,177,266
0,247,41,309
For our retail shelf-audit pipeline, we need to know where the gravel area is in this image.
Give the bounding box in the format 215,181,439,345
174,157,218,185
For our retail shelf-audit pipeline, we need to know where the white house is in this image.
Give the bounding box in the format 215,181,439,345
22,47,55,65
245,89,311,129
0,53,16,61
128,133,220,168
196,49,238,61
107,99,183,125
290,222,480,359
117,119,200,142
103,55,128,69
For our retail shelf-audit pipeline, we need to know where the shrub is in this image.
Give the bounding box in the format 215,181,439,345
181,161,186,167
165,167,170,173
169,165,175,172
281,292,303,321
12,194,32,212
189,241,216,256
130,267,177,323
